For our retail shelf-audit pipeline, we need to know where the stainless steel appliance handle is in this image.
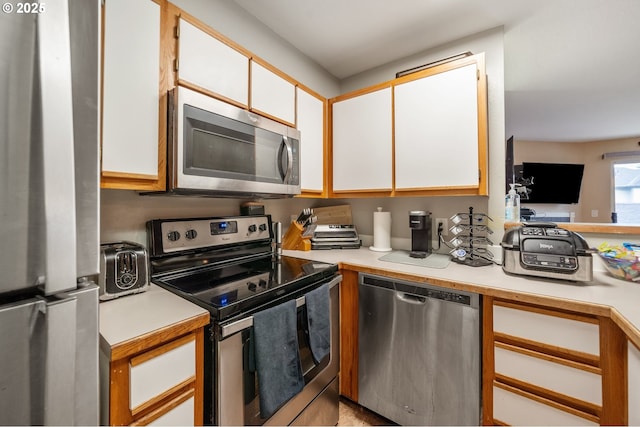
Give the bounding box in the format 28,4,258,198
220,274,342,339
280,136,293,182
396,292,427,305
42,295,78,425
38,0,78,295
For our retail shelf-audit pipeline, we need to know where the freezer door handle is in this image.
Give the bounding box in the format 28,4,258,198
43,295,77,426
38,0,78,295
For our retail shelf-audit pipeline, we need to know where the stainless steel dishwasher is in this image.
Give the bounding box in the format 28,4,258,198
358,273,481,426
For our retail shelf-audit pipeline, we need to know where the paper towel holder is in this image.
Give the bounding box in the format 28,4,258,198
370,207,393,252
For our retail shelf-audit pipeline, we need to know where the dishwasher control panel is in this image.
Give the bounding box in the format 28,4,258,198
360,273,475,307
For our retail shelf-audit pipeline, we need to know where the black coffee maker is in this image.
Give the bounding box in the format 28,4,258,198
409,210,432,258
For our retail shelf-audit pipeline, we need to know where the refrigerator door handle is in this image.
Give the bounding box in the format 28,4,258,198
42,295,77,426
37,0,78,295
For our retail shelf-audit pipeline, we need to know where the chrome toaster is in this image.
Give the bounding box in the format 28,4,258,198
501,223,594,282
99,242,149,301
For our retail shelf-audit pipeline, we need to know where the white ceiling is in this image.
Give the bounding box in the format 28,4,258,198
233,0,640,142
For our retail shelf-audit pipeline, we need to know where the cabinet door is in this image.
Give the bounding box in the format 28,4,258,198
250,61,296,125
178,18,249,107
630,342,640,425
493,385,598,426
296,87,325,193
394,62,482,192
332,87,392,192
102,0,160,179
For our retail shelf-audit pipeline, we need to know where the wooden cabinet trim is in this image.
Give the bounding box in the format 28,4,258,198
110,358,133,425
339,270,359,401
393,52,484,86
178,79,249,110
130,333,195,368
494,298,600,325
494,333,600,369
249,107,296,128
482,295,495,426
329,81,393,104
177,10,251,59
110,312,209,361
599,316,628,425
131,388,195,426
131,377,195,418
494,379,600,424
250,55,299,88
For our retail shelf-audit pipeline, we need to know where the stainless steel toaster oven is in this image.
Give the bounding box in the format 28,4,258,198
99,242,149,301
501,223,594,281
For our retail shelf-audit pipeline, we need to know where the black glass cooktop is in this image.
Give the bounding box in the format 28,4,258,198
152,255,337,320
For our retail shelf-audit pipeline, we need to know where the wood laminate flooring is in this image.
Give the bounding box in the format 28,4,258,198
338,397,396,426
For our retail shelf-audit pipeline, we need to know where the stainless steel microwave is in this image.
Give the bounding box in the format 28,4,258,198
167,86,301,197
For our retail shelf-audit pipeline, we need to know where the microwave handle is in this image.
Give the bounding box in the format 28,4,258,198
279,136,293,182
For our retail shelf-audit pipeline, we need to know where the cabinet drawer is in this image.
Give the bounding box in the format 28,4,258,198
495,345,601,405
130,335,196,410
493,385,598,426
493,304,599,355
146,395,194,426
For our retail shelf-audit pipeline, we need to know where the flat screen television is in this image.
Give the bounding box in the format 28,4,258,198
520,162,585,204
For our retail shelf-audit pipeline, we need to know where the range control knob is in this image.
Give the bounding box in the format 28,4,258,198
258,279,267,288
259,223,267,232
248,224,257,233
185,229,198,240
247,282,257,292
167,231,180,242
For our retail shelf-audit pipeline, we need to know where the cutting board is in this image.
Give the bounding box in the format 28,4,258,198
313,205,353,225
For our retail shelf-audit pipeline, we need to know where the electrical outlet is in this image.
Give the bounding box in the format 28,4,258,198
435,218,448,236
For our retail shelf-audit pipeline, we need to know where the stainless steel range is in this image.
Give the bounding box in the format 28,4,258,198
146,215,341,426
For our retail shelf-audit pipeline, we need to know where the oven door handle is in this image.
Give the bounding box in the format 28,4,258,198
219,274,342,339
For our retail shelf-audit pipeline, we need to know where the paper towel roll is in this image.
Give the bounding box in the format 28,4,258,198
370,207,392,252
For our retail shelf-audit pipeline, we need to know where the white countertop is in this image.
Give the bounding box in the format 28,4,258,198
283,248,640,343
99,284,209,353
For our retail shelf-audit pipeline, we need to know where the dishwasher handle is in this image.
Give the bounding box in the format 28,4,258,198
396,292,427,305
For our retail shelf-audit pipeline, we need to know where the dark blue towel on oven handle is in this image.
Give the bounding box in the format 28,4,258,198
305,283,331,364
253,299,304,419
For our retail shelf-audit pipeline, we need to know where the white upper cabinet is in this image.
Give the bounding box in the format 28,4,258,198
250,61,296,125
177,18,249,107
296,87,325,193
394,62,480,191
332,87,393,192
102,0,160,178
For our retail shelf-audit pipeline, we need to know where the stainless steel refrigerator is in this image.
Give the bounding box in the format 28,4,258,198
0,0,100,425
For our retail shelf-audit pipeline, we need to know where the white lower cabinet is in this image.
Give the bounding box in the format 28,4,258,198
147,395,195,426
130,336,196,410
489,300,603,425
494,346,602,405
493,386,598,426
493,304,600,355
629,342,640,425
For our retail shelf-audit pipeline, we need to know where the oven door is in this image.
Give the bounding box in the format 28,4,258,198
215,275,341,426
173,86,300,196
